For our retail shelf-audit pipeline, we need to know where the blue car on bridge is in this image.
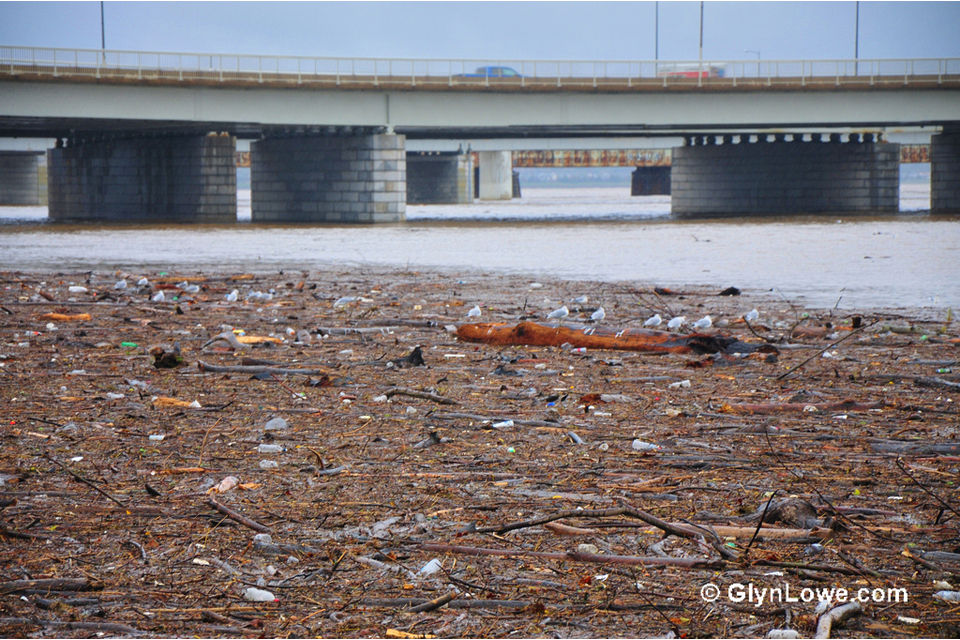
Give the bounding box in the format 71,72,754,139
458,66,522,78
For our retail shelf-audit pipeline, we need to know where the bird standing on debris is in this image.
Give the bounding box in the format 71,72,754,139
114,279,127,290
467,305,482,318
137,277,149,287
667,316,685,331
692,315,712,330
225,290,239,302
744,309,759,322
590,307,606,322
547,305,569,324
151,290,164,303
644,313,662,328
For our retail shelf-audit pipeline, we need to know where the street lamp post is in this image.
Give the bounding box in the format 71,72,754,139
855,0,860,75
745,49,760,78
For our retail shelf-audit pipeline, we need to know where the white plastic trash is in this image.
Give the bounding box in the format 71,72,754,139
258,444,284,453
419,558,443,575
243,587,276,602
632,439,661,452
259,460,279,470
264,417,288,431
492,420,514,429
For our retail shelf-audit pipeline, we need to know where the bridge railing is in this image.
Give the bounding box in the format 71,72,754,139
1,45,958,88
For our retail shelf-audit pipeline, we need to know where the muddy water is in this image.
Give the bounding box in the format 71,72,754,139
1,186,957,309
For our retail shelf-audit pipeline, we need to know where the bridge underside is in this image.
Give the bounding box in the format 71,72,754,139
671,134,901,216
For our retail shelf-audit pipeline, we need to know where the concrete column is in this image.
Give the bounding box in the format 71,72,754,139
0,151,43,205
631,166,671,195
47,135,236,222
251,133,405,223
931,131,960,213
478,151,512,200
671,136,900,216
406,152,473,204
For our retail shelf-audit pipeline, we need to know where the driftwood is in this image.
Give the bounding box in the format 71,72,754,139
384,387,458,405
0,578,100,594
0,618,143,636
457,321,747,354
722,399,886,415
407,591,458,613
815,601,862,639
418,543,723,569
206,498,272,533
197,360,330,376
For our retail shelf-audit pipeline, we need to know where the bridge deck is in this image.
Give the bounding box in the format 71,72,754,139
3,64,959,92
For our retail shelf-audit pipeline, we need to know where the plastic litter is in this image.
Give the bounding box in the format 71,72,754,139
418,558,443,575
264,417,288,431
68,286,88,293
668,380,691,389
148,434,165,442
243,587,276,602
767,631,801,639
632,439,661,452
934,590,960,602
259,460,279,470
491,420,514,429
258,444,284,453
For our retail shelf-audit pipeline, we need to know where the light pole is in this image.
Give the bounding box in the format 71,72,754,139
698,1,704,63
854,1,860,75
100,1,105,50
745,49,760,78
655,1,659,62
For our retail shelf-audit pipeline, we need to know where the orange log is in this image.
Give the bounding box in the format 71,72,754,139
456,321,741,354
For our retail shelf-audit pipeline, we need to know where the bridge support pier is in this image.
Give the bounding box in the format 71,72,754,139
251,133,405,223
671,134,900,216
932,130,960,213
47,135,237,222
406,151,473,204
478,151,513,200
631,166,671,195
0,151,44,205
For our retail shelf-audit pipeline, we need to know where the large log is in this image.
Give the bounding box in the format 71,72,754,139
456,321,746,354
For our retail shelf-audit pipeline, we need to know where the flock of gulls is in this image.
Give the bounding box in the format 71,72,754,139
116,276,759,332
467,295,760,333
112,277,275,304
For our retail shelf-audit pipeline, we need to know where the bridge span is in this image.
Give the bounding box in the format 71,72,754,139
1,45,959,219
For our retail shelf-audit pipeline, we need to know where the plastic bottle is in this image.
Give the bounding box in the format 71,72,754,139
632,439,661,452
259,460,279,470
258,444,284,453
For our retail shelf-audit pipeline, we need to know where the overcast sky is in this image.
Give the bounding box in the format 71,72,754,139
1,1,958,62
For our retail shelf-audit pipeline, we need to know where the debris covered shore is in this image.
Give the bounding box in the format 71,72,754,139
1,267,959,639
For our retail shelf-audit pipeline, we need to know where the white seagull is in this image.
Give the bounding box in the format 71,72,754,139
667,316,685,331
692,315,712,330
137,277,149,287
571,295,589,305
114,279,127,290
547,305,569,323
225,289,239,302
643,313,662,328
744,309,759,322
467,305,482,318
151,290,165,303
590,307,606,322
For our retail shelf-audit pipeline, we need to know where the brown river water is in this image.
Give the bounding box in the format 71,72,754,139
1,185,957,310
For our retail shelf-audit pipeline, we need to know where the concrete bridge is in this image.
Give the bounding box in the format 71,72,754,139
1,45,959,220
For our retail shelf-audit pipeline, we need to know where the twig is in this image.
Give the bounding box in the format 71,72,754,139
43,454,127,508
776,320,878,381
407,591,457,613
744,490,781,556
197,360,326,375
384,387,458,405
0,618,143,636
895,455,960,520
205,498,272,533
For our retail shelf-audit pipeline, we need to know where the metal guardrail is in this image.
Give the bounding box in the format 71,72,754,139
1,45,959,89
